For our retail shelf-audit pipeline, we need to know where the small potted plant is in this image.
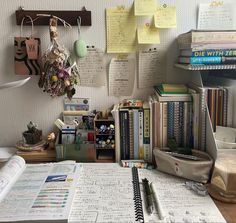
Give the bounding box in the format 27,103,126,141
23,121,42,145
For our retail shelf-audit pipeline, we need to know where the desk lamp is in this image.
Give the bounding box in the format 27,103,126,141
0,77,31,161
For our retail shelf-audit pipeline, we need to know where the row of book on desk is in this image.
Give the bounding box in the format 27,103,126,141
177,29,236,65
112,84,234,163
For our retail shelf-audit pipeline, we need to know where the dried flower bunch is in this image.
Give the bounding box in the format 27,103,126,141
38,17,80,99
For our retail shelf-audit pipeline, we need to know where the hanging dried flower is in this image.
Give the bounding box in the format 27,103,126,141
38,17,80,100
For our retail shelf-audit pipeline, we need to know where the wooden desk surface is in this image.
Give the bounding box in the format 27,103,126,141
214,199,236,223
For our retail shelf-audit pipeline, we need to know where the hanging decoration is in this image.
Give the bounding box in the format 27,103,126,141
74,17,88,58
14,15,41,75
38,17,80,99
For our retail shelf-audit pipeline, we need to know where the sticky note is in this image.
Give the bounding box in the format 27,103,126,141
137,24,160,44
134,0,156,16
155,5,177,28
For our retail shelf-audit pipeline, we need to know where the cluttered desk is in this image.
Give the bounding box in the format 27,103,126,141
0,155,228,223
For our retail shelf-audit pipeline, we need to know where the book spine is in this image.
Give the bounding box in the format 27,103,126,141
133,109,139,159
223,88,228,126
138,109,144,159
167,102,174,140
178,102,184,146
162,102,168,147
226,87,233,127
143,106,150,162
173,102,180,146
129,110,134,160
111,104,120,162
180,49,236,57
119,110,129,159
179,56,236,64
119,110,125,160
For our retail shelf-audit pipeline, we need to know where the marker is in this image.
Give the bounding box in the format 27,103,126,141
150,182,164,220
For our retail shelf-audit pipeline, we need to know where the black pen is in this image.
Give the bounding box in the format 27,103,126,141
142,178,154,214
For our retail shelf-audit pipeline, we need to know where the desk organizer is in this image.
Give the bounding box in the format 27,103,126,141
55,135,95,162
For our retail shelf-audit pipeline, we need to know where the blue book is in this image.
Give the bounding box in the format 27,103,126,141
178,56,236,64
167,102,174,139
180,49,236,57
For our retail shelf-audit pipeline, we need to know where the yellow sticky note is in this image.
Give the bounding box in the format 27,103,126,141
134,0,156,16
106,7,136,53
137,24,160,44
155,5,177,28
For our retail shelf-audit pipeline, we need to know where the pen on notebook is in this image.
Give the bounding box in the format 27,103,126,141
150,182,164,220
142,178,154,214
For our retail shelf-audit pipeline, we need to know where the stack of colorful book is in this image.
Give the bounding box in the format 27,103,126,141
177,30,236,65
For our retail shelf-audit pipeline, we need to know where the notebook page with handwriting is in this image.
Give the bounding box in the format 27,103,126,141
69,163,137,222
139,169,226,223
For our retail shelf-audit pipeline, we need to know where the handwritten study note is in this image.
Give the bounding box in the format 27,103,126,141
109,57,135,96
137,24,160,44
134,0,156,16
138,49,165,88
138,169,226,223
106,7,136,53
76,47,106,87
69,164,137,223
198,2,236,30
155,5,177,28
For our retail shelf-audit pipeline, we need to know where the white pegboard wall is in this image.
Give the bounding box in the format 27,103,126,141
0,0,217,145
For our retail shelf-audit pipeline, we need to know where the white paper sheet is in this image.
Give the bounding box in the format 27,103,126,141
109,57,135,96
76,47,106,87
198,3,236,30
138,49,165,88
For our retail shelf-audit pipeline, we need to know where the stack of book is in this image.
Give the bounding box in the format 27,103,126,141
151,84,197,149
177,30,236,65
111,100,152,163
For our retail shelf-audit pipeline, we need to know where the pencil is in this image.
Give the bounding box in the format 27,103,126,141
150,182,164,220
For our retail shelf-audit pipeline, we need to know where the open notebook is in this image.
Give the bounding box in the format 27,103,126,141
69,163,226,223
0,158,226,223
0,155,80,222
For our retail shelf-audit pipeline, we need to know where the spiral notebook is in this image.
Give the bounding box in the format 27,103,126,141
69,164,226,223
69,164,145,222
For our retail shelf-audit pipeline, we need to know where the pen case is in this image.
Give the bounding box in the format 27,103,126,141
153,148,213,183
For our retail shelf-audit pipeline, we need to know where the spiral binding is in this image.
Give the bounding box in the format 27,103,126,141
132,167,144,222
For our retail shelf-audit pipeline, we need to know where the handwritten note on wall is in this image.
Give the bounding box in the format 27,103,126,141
109,58,135,96
137,24,160,44
106,7,136,53
134,0,156,16
198,3,236,30
138,49,165,88
76,48,106,87
155,5,177,28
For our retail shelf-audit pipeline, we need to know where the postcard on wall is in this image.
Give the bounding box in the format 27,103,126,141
134,0,156,16
197,2,236,30
138,49,166,88
106,7,136,53
76,47,106,87
137,23,160,44
109,57,135,96
154,5,177,28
